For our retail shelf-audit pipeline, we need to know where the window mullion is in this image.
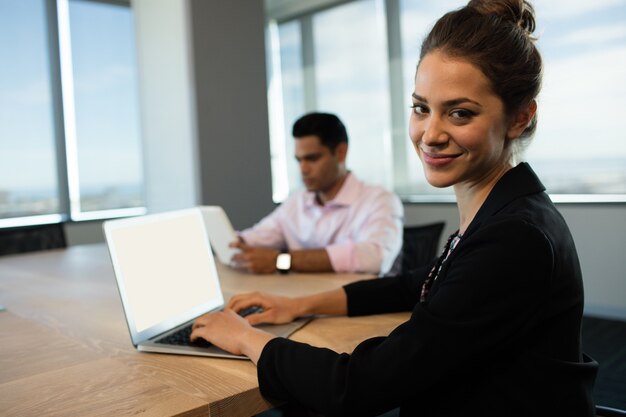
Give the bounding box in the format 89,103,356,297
385,0,408,192
56,0,82,219
300,15,317,112
46,0,71,221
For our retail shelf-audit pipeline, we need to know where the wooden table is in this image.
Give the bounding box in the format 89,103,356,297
0,244,409,416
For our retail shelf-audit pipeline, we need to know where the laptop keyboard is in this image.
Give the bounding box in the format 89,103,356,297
155,306,263,348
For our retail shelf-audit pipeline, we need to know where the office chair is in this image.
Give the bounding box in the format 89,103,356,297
0,223,67,256
390,222,445,275
597,406,626,417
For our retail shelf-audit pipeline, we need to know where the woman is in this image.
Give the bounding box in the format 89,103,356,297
191,0,598,415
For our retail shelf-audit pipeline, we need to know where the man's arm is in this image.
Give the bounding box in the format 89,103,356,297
238,206,287,250
235,189,402,274
290,248,333,272
327,192,403,274
232,242,333,273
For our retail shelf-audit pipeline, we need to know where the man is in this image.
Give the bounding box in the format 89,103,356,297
232,112,403,275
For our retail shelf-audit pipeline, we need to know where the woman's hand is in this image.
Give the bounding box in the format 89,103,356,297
190,309,251,355
228,291,302,325
190,309,275,363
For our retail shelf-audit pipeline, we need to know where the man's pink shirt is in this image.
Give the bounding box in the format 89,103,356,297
239,173,403,274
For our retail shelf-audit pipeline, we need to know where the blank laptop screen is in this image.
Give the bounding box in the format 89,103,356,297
108,211,222,333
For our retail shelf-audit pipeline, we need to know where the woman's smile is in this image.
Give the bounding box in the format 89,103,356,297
420,150,463,168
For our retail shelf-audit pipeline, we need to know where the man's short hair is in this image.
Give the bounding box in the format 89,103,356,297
292,112,348,152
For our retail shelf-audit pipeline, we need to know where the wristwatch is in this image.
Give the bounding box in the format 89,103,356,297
276,251,291,274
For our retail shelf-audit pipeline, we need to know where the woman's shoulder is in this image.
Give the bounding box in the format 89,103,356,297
465,214,554,260
488,191,572,248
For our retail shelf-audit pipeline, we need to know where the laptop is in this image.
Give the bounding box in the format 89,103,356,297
103,207,308,359
199,205,240,265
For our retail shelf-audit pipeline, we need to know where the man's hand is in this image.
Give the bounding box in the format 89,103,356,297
230,241,280,274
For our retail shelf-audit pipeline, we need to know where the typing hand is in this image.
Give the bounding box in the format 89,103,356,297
190,308,276,363
190,309,252,355
228,291,300,325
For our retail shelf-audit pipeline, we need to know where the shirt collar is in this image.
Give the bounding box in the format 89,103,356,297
304,172,361,208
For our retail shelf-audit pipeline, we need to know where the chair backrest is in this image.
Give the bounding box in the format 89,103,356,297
0,223,67,256
597,406,626,417
393,222,445,275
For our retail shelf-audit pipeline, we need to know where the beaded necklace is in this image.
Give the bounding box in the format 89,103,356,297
419,232,462,303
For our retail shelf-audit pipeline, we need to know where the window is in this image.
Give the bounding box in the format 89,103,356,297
313,0,393,190
268,20,305,201
269,0,393,199
0,0,145,228
527,1,626,199
0,0,61,221
266,0,626,202
64,0,144,219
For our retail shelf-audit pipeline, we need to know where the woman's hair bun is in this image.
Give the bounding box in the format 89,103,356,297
419,0,543,142
468,0,536,36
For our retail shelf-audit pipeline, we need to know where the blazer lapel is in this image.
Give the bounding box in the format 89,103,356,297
464,162,546,237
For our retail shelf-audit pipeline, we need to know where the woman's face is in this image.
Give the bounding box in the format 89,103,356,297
409,51,518,190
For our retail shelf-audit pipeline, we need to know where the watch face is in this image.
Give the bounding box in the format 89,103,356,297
276,253,291,271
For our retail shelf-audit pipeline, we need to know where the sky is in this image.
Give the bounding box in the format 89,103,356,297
0,0,142,194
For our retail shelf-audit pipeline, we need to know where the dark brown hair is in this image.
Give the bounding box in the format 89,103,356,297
420,0,542,140
292,112,348,152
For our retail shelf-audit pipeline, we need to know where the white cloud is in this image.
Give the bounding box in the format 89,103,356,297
531,45,626,159
0,78,51,106
73,64,135,94
554,24,626,46
535,0,626,20
0,149,57,189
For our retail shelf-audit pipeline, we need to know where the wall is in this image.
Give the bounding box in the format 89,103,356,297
65,220,105,246
557,205,626,319
189,0,275,230
133,0,201,213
